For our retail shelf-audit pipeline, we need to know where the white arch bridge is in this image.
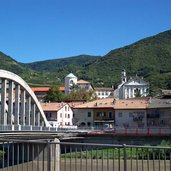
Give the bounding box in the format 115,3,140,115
0,69,52,131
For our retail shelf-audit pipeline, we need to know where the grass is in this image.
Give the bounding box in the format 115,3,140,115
61,147,140,159
61,146,171,160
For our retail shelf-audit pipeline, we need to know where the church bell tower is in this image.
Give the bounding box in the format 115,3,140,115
121,69,127,84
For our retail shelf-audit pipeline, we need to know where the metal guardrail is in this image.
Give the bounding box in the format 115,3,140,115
0,139,171,171
0,125,78,132
1,125,171,136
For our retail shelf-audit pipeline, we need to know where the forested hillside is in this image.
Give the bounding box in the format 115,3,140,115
85,30,171,95
1,29,171,96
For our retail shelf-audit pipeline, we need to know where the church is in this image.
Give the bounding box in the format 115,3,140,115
114,70,149,99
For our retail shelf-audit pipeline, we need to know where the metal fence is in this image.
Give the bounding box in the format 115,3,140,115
1,125,171,137
0,139,171,171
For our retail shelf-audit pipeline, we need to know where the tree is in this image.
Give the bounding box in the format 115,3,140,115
44,86,64,102
66,89,97,101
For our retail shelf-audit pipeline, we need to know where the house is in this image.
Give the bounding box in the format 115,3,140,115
64,73,113,99
73,96,171,129
64,73,93,94
77,80,93,91
114,70,149,99
147,98,171,127
159,89,171,99
94,87,114,99
41,102,73,127
114,98,148,128
73,98,115,128
32,86,65,102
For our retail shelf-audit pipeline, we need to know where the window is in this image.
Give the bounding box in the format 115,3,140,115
68,114,70,118
109,112,113,118
46,113,52,118
87,122,91,126
60,113,62,118
65,106,67,111
70,80,74,85
88,112,91,117
97,112,106,117
105,92,108,95
118,112,122,118
129,113,133,117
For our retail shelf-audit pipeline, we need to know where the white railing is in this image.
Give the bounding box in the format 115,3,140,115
1,125,171,136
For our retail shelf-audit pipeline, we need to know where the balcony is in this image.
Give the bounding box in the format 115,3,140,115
133,115,144,122
147,113,160,118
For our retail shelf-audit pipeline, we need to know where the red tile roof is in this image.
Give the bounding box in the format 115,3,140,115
59,86,65,91
77,80,91,84
32,86,65,92
32,87,50,92
74,98,115,109
74,98,148,109
114,98,148,109
40,102,67,111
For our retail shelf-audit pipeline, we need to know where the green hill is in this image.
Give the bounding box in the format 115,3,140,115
22,55,101,86
1,29,171,95
24,55,100,72
0,52,61,86
85,29,171,94
0,52,28,74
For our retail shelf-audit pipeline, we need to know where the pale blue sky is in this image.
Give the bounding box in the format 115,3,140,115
0,0,171,63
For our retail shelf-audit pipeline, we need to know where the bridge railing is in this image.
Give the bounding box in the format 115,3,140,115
0,139,171,171
1,125,171,136
0,125,78,132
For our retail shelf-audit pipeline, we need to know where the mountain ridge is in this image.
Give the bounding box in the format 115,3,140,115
0,29,171,95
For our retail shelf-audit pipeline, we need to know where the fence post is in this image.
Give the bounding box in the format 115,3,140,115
47,140,51,171
123,144,127,171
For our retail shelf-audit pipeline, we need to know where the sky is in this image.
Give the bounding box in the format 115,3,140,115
0,0,171,63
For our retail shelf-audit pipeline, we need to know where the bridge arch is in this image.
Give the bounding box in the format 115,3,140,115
0,69,50,127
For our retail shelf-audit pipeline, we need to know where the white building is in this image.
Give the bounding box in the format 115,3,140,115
41,102,73,127
65,73,78,94
64,73,93,94
77,80,93,91
94,87,113,99
114,70,149,99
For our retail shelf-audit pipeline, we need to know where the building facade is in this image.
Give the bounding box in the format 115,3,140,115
64,73,78,94
72,108,94,127
114,99,148,127
94,87,114,99
32,87,65,102
114,70,149,99
64,73,94,94
73,98,115,128
147,98,171,127
41,102,73,127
